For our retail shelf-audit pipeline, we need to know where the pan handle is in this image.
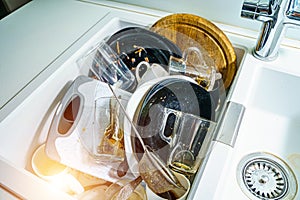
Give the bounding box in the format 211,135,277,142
53,79,86,136
45,76,91,161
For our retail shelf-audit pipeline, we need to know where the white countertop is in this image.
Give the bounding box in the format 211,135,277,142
0,0,110,121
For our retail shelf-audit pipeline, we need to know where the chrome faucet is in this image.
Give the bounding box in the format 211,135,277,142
241,0,300,60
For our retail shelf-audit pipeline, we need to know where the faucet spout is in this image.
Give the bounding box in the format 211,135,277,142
241,0,300,60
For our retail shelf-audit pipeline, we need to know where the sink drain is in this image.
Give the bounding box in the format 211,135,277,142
237,152,298,200
243,159,287,199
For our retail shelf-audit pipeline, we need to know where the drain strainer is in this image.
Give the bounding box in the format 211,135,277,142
237,152,298,200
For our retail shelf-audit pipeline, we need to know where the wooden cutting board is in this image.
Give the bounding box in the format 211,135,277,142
150,13,237,89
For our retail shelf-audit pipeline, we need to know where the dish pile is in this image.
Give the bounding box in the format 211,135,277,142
38,13,237,199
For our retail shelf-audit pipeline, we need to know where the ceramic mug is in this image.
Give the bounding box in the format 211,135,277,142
31,143,84,195
135,61,169,86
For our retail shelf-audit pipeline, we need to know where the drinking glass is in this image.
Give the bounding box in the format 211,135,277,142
78,41,137,92
92,96,129,163
159,107,217,175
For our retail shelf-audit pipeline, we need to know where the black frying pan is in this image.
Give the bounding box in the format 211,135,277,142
106,27,182,77
131,77,214,163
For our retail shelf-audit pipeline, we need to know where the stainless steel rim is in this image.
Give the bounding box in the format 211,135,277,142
237,152,298,200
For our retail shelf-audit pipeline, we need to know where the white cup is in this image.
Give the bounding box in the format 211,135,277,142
135,62,169,86
31,144,84,195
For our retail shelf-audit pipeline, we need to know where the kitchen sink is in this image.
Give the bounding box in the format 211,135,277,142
3,3,300,199
0,12,247,199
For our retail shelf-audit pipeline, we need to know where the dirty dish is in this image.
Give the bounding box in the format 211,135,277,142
107,83,185,195
132,77,214,162
124,75,215,177
151,13,237,89
31,143,84,195
106,27,182,78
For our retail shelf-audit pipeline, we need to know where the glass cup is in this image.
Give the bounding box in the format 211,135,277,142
92,96,129,163
78,41,137,92
209,79,226,120
168,46,226,118
168,46,222,92
158,107,216,175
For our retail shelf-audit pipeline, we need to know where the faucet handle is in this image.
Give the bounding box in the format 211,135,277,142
241,0,281,22
241,0,261,19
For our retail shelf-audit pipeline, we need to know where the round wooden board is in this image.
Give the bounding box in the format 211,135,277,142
150,13,237,89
